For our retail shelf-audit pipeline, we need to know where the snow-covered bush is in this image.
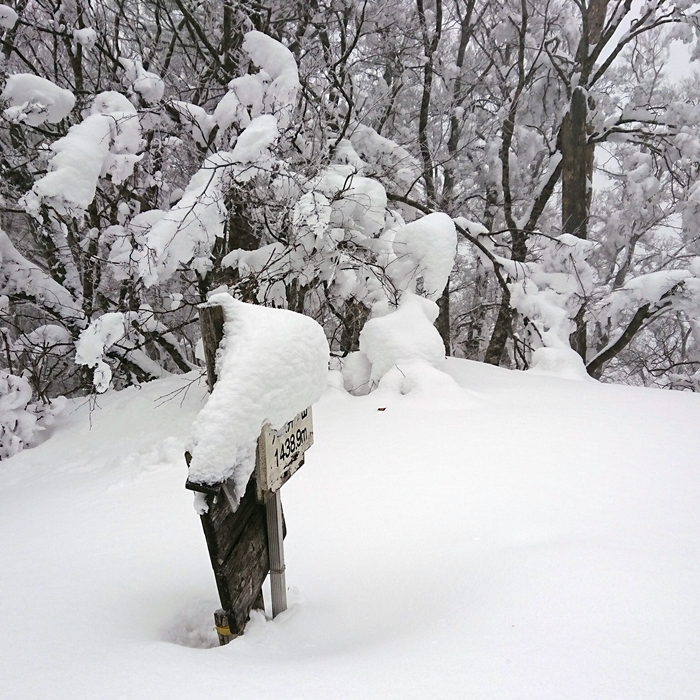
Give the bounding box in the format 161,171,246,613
0,370,64,459
3,0,700,398
342,294,447,394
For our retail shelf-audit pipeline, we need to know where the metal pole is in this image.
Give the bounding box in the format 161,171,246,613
265,491,287,617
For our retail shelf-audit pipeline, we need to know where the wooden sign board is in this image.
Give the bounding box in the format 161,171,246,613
256,407,313,501
187,306,313,642
185,470,277,640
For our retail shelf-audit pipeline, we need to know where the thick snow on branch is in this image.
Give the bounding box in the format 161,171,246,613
600,266,700,330
74,312,128,393
187,294,329,492
0,4,18,28
229,113,278,162
119,58,164,104
316,164,388,236
73,27,97,49
137,156,228,286
622,270,692,305
241,31,299,128
498,234,596,349
0,229,83,323
2,74,75,126
75,307,177,392
387,213,457,300
214,74,265,131
170,101,215,148
138,114,279,287
23,92,142,216
349,125,421,189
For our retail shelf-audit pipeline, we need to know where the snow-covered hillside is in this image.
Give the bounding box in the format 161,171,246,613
1,360,699,700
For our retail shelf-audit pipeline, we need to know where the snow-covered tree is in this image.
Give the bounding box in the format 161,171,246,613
2,0,700,437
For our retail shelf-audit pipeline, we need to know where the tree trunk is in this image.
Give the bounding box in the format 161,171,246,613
436,279,451,356
484,293,513,366
561,86,593,239
340,299,370,353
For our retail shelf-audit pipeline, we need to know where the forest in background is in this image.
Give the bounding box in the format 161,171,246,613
3,0,700,456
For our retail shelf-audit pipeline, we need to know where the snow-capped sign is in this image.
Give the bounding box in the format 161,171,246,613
256,407,313,499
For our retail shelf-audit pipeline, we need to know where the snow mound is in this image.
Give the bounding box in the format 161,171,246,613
376,359,475,406
342,294,454,395
528,347,591,381
359,294,445,383
187,294,329,491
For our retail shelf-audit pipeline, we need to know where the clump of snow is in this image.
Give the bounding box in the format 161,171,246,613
387,212,457,300
74,312,127,393
241,31,299,127
229,113,278,162
73,27,97,49
1,74,75,126
0,4,18,28
528,347,591,381
349,124,420,189
187,294,329,491
22,91,142,216
120,58,164,104
170,101,215,148
342,294,445,393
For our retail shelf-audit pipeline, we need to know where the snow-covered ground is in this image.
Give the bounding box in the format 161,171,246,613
1,359,699,700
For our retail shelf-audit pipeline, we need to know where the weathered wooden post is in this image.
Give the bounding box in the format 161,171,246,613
186,301,315,643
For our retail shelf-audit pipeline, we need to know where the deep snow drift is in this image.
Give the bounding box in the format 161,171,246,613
1,359,699,700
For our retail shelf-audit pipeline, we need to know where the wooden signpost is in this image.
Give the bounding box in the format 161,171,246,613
185,303,314,644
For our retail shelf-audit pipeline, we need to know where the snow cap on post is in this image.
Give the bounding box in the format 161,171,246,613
187,294,329,493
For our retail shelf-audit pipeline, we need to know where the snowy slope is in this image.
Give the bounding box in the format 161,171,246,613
1,360,699,700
